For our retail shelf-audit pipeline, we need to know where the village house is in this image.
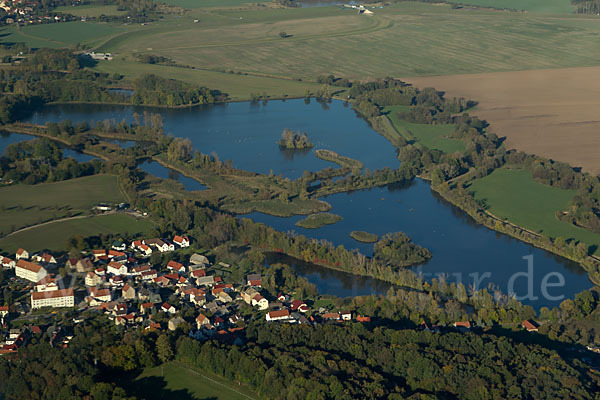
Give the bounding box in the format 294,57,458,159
140,302,154,314
95,267,106,276
356,315,371,323
167,260,186,274
322,312,340,321
190,269,206,279
15,248,29,260
92,250,106,260
453,321,472,330
0,256,15,269
195,275,215,287
266,309,291,322
144,239,173,253
87,287,111,305
108,250,126,259
107,261,128,276
131,265,151,276
31,288,75,309
111,241,126,251
109,275,124,287
522,320,539,332
35,276,58,292
168,316,186,331
85,272,103,287
121,284,136,300
190,253,209,267
32,253,56,264
290,300,309,313
173,235,190,248
340,311,352,321
140,269,158,281
161,302,176,314
246,274,262,287
196,313,210,329
217,291,233,303
153,276,170,287
15,260,47,283
252,294,269,310
0,305,9,319
74,258,94,273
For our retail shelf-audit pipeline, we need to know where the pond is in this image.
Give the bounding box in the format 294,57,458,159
139,160,206,192
0,131,34,155
25,100,591,308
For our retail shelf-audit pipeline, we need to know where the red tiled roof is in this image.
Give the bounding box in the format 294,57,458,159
522,320,539,331
31,288,73,300
268,310,290,318
16,259,43,273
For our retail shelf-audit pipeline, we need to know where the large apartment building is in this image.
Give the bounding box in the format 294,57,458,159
15,260,47,283
31,288,75,309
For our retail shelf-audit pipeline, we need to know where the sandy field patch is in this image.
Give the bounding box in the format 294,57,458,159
404,66,600,175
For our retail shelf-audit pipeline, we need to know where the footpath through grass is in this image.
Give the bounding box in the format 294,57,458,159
0,213,154,253
0,174,126,235
384,106,464,153
128,361,256,400
468,168,600,253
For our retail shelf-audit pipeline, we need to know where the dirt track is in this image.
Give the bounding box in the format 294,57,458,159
404,66,600,175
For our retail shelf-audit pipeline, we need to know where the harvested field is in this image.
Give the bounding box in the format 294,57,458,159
405,66,600,175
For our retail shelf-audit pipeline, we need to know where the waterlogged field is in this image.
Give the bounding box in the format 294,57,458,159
0,174,126,235
384,106,463,153
468,168,600,253
0,213,154,253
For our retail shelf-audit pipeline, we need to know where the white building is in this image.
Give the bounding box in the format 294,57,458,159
266,310,291,321
173,235,190,248
85,272,103,287
15,248,29,260
31,288,74,309
15,260,47,283
36,276,58,292
88,287,111,303
107,261,128,276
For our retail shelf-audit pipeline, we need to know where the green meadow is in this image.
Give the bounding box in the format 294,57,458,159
384,106,464,153
128,362,256,400
449,0,574,14
468,168,600,252
54,5,128,17
0,175,126,235
0,213,154,253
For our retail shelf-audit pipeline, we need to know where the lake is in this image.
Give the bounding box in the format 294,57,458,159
26,100,399,180
25,100,591,308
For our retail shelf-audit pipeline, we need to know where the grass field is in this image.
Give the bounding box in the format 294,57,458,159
0,213,154,253
155,0,257,8
384,106,463,153
2,21,126,48
0,175,126,235
129,361,256,400
449,0,574,13
90,3,600,80
468,168,600,253
94,59,321,100
54,5,128,17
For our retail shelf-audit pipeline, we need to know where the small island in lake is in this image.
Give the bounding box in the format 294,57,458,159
295,212,342,229
278,128,314,149
373,232,432,267
350,230,379,243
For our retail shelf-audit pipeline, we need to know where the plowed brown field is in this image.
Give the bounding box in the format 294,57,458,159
404,66,600,175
